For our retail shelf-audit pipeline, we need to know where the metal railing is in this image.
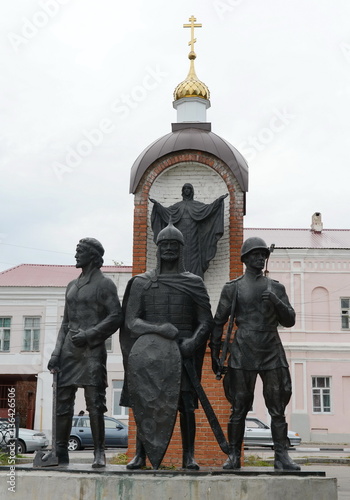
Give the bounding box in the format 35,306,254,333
0,416,20,454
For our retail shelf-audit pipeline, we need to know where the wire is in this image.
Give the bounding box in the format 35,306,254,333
0,243,72,256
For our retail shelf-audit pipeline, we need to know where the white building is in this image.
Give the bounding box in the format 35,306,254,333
0,264,131,439
245,218,350,444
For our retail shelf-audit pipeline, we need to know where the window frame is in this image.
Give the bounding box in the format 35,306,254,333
23,317,41,352
112,380,129,419
105,336,113,352
0,317,11,352
312,376,332,414
341,297,350,329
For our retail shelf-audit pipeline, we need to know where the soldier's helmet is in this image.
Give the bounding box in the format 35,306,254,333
240,237,270,262
156,221,185,246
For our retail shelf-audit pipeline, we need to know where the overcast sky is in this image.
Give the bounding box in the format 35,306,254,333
1,0,350,272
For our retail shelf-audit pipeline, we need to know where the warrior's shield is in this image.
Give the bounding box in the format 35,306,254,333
127,333,182,469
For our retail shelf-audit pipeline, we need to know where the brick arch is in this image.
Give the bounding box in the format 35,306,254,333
130,150,245,468
132,151,244,279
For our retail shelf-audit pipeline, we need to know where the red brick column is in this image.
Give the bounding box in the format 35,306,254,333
129,151,244,467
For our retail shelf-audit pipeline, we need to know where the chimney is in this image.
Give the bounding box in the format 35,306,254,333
311,212,323,233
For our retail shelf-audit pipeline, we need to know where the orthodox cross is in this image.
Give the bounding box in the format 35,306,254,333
183,15,202,54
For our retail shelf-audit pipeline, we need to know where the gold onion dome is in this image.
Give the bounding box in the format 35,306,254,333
173,53,210,100
173,16,210,101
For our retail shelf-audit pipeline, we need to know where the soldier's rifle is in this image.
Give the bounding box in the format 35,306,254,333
215,284,237,381
264,243,275,277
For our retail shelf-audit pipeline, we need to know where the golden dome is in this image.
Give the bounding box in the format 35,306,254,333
173,54,210,101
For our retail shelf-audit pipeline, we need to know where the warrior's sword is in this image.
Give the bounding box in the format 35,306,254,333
182,358,229,456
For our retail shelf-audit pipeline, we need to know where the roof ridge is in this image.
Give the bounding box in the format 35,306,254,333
0,264,23,275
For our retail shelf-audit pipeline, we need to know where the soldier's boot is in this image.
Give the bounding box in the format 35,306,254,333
223,421,244,470
126,436,146,470
55,414,72,466
272,420,300,471
90,413,106,468
180,411,199,470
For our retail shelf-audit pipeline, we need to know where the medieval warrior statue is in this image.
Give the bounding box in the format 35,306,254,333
120,221,213,470
47,238,123,468
150,183,228,278
210,237,301,471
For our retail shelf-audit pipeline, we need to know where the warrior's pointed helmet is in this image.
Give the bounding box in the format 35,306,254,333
240,237,270,262
156,220,185,246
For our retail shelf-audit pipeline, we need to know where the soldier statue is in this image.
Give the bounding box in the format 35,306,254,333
47,238,123,467
120,222,213,470
210,237,300,471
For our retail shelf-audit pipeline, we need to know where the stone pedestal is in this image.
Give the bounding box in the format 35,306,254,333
0,466,337,500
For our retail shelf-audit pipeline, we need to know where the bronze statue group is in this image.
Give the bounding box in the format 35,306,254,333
45,184,300,472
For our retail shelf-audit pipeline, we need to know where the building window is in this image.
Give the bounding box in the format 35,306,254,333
23,317,40,351
312,377,331,413
341,298,350,329
0,318,11,352
0,385,14,409
112,380,128,418
105,336,112,352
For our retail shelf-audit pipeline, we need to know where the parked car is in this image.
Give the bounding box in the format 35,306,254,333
244,418,301,448
68,415,128,451
0,421,49,454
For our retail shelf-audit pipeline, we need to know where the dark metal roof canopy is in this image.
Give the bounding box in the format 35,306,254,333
129,123,249,194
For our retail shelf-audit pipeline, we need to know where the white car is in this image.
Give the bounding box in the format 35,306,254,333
0,421,49,454
244,418,301,448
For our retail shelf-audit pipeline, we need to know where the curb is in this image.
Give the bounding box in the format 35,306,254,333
298,447,350,452
246,458,350,466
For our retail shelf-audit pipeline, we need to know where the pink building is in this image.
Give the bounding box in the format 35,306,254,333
245,214,350,444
